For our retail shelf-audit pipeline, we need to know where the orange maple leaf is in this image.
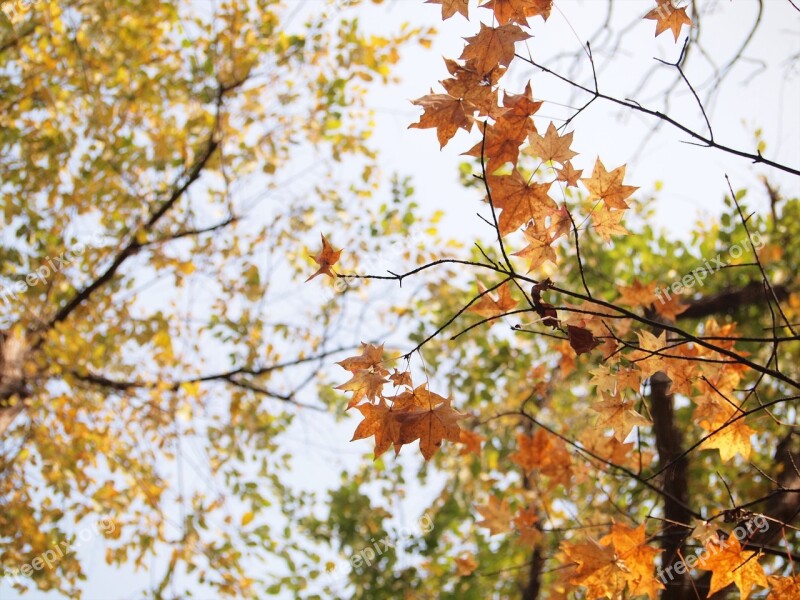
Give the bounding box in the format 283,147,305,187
767,574,800,599
590,204,628,241
512,507,541,547
409,92,475,148
512,220,557,272
556,161,583,187
455,553,479,575
425,0,469,20
465,118,526,168
497,82,542,136
336,343,390,407
481,0,553,25
460,23,530,75
305,233,342,282
644,1,692,42
459,428,485,456
582,159,638,210
629,330,667,377
697,410,755,461
394,386,464,460
510,430,572,486
561,538,629,599
697,537,767,598
488,170,556,236
442,59,505,118
351,399,401,458
529,122,578,164
617,278,657,308
469,281,519,318
475,495,513,535
600,522,663,600
593,393,652,442
389,368,413,388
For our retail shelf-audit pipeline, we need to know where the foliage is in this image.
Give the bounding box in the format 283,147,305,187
308,1,800,598
0,0,434,597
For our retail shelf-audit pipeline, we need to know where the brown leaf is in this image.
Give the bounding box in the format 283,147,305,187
469,281,519,318
567,325,600,355
409,92,475,148
644,1,692,41
481,0,553,24
425,0,469,20
528,122,578,164
488,170,556,236
460,23,530,75
305,233,342,282
581,159,638,210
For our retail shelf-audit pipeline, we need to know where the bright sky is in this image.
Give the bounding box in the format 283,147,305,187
1,0,798,598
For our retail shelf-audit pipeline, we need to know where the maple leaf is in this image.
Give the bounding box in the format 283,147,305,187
336,343,390,407
644,1,692,42
409,92,474,148
697,537,767,598
460,23,530,75
562,538,629,599
593,393,651,442
512,220,557,273
394,388,463,460
497,82,542,136
487,170,556,236
556,161,583,187
393,383,448,412
699,416,755,461
455,553,479,576
337,369,390,408
481,0,553,24
510,430,572,486
442,59,504,118
550,204,572,240
582,159,638,210
351,399,401,458
425,0,469,20
469,281,519,318
767,574,800,599
459,428,485,456
512,507,541,547
475,495,513,535
567,325,600,356
389,368,413,388
305,233,342,282
529,122,578,164
337,342,389,375
590,204,628,241
617,278,657,308
600,522,663,600
630,330,667,377
654,292,688,321
465,118,529,168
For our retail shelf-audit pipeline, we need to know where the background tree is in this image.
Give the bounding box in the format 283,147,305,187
0,0,434,597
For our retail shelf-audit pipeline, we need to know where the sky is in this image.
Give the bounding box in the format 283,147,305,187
1,0,798,598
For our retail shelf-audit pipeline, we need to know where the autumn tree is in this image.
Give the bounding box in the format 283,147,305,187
309,1,800,599
0,0,435,597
